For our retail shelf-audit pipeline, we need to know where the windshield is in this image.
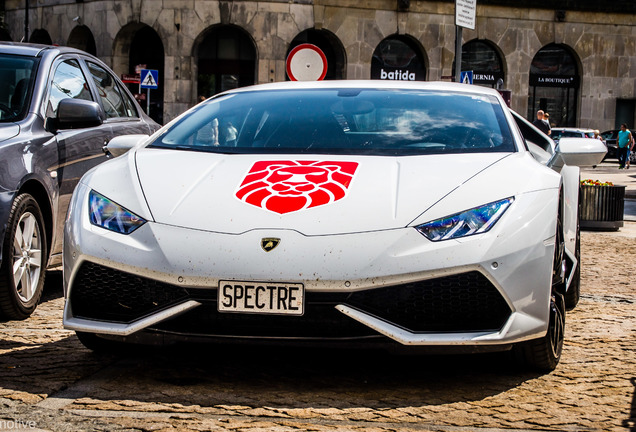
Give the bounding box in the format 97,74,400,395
0,54,38,122
152,88,516,156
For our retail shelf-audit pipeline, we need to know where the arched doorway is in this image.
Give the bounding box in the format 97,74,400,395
128,26,165,124
371,35,426,81
196,25,256,99
29,29,52,45
0,28,11,41
286,29,346,80
528,44,580,127
461,39,505,88
67,25,96,55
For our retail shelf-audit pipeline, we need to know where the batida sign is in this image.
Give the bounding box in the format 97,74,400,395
379,69,416,81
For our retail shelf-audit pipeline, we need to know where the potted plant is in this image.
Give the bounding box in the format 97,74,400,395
579,179,625,230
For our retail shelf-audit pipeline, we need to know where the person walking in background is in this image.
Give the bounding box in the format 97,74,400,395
593,129,605,145
626,127,634,169
532,110,551,136
617,123,633,169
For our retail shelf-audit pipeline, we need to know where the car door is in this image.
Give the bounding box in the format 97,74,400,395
43,55,111,259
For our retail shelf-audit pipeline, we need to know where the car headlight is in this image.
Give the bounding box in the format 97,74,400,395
415,197,514,242
89,190,146,234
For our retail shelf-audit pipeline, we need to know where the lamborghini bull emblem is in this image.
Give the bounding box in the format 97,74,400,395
261,238,280,252
236,160,359,214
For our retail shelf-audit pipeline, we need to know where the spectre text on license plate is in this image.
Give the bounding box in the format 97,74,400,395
218,281,304,315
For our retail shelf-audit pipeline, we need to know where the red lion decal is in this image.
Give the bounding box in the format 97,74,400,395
236,160,359,214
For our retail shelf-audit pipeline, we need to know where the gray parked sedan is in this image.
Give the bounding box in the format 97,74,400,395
0,42,159,319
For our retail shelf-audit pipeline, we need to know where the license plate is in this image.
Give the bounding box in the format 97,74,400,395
218,281,304,315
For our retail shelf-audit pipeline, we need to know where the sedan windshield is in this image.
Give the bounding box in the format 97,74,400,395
152,88,516,156
0,54,38,122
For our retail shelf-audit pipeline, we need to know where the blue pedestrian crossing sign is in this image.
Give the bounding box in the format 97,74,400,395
460,70,473,84
140,69,159,89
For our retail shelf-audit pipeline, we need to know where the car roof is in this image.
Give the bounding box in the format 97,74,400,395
0,41,89,58
217,79,505,98
552,127,595,132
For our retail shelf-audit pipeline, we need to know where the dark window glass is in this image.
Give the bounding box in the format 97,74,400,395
152,89,515,156
371,37,426,81
528,44,579,127
46,59,93,118
0,54,38,122
197,26,256,98
530,45,577,76
87,62,136,118
461,40,504,88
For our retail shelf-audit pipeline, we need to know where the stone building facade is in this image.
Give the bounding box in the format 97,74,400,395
2,0,635,130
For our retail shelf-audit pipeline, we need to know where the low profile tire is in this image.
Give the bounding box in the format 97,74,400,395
565,215,581,310
0,194,48,320
515,198,566,372
516,292,565,372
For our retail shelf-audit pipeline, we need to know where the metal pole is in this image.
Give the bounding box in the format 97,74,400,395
146,88,150,116
454,25,462,82
24,0,29,42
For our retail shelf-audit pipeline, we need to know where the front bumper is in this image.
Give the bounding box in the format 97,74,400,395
64,183,559,347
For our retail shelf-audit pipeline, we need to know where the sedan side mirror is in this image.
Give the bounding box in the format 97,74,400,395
50,99,104,132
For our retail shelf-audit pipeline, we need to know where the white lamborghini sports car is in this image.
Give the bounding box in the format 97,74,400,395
63,81,606,371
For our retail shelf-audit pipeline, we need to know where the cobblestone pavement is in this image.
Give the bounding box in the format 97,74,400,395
0,227,634,432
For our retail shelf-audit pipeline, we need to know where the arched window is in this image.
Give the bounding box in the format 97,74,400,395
196,25,256,98
286,29,346,80
528,44,580,127
29,29,52,45
461,39,504,88
371,35,426,81
67,25,97,55
128,26,165,124
0,28,11,42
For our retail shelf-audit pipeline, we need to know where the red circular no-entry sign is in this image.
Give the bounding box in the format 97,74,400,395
286,44,328,81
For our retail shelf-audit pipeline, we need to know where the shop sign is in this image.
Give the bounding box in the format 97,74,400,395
378,68,417,81
121,74,140,84
472,72,504,86
530,74,579,87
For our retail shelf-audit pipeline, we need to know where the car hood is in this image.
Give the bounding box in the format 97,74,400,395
135,148,511,235
0,123,20,143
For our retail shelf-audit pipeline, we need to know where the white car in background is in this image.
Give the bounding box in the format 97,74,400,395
62,81,606,371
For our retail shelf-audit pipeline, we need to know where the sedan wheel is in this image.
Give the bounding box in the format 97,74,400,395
0,194,47,319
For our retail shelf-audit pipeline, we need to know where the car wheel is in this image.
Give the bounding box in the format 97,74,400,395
565,214,581,310
514,199,566,372
0,194,48,320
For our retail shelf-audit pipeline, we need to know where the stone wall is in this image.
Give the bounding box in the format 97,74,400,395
3,0,635,129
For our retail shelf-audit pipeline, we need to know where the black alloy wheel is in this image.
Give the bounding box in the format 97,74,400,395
564,212,581,310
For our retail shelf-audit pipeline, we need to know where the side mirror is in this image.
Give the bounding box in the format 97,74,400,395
105,134,148,157
550,137,607,168
53,99,104,131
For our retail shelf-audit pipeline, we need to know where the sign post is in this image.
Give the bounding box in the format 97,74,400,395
139,69,159,116
454,0,476,82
